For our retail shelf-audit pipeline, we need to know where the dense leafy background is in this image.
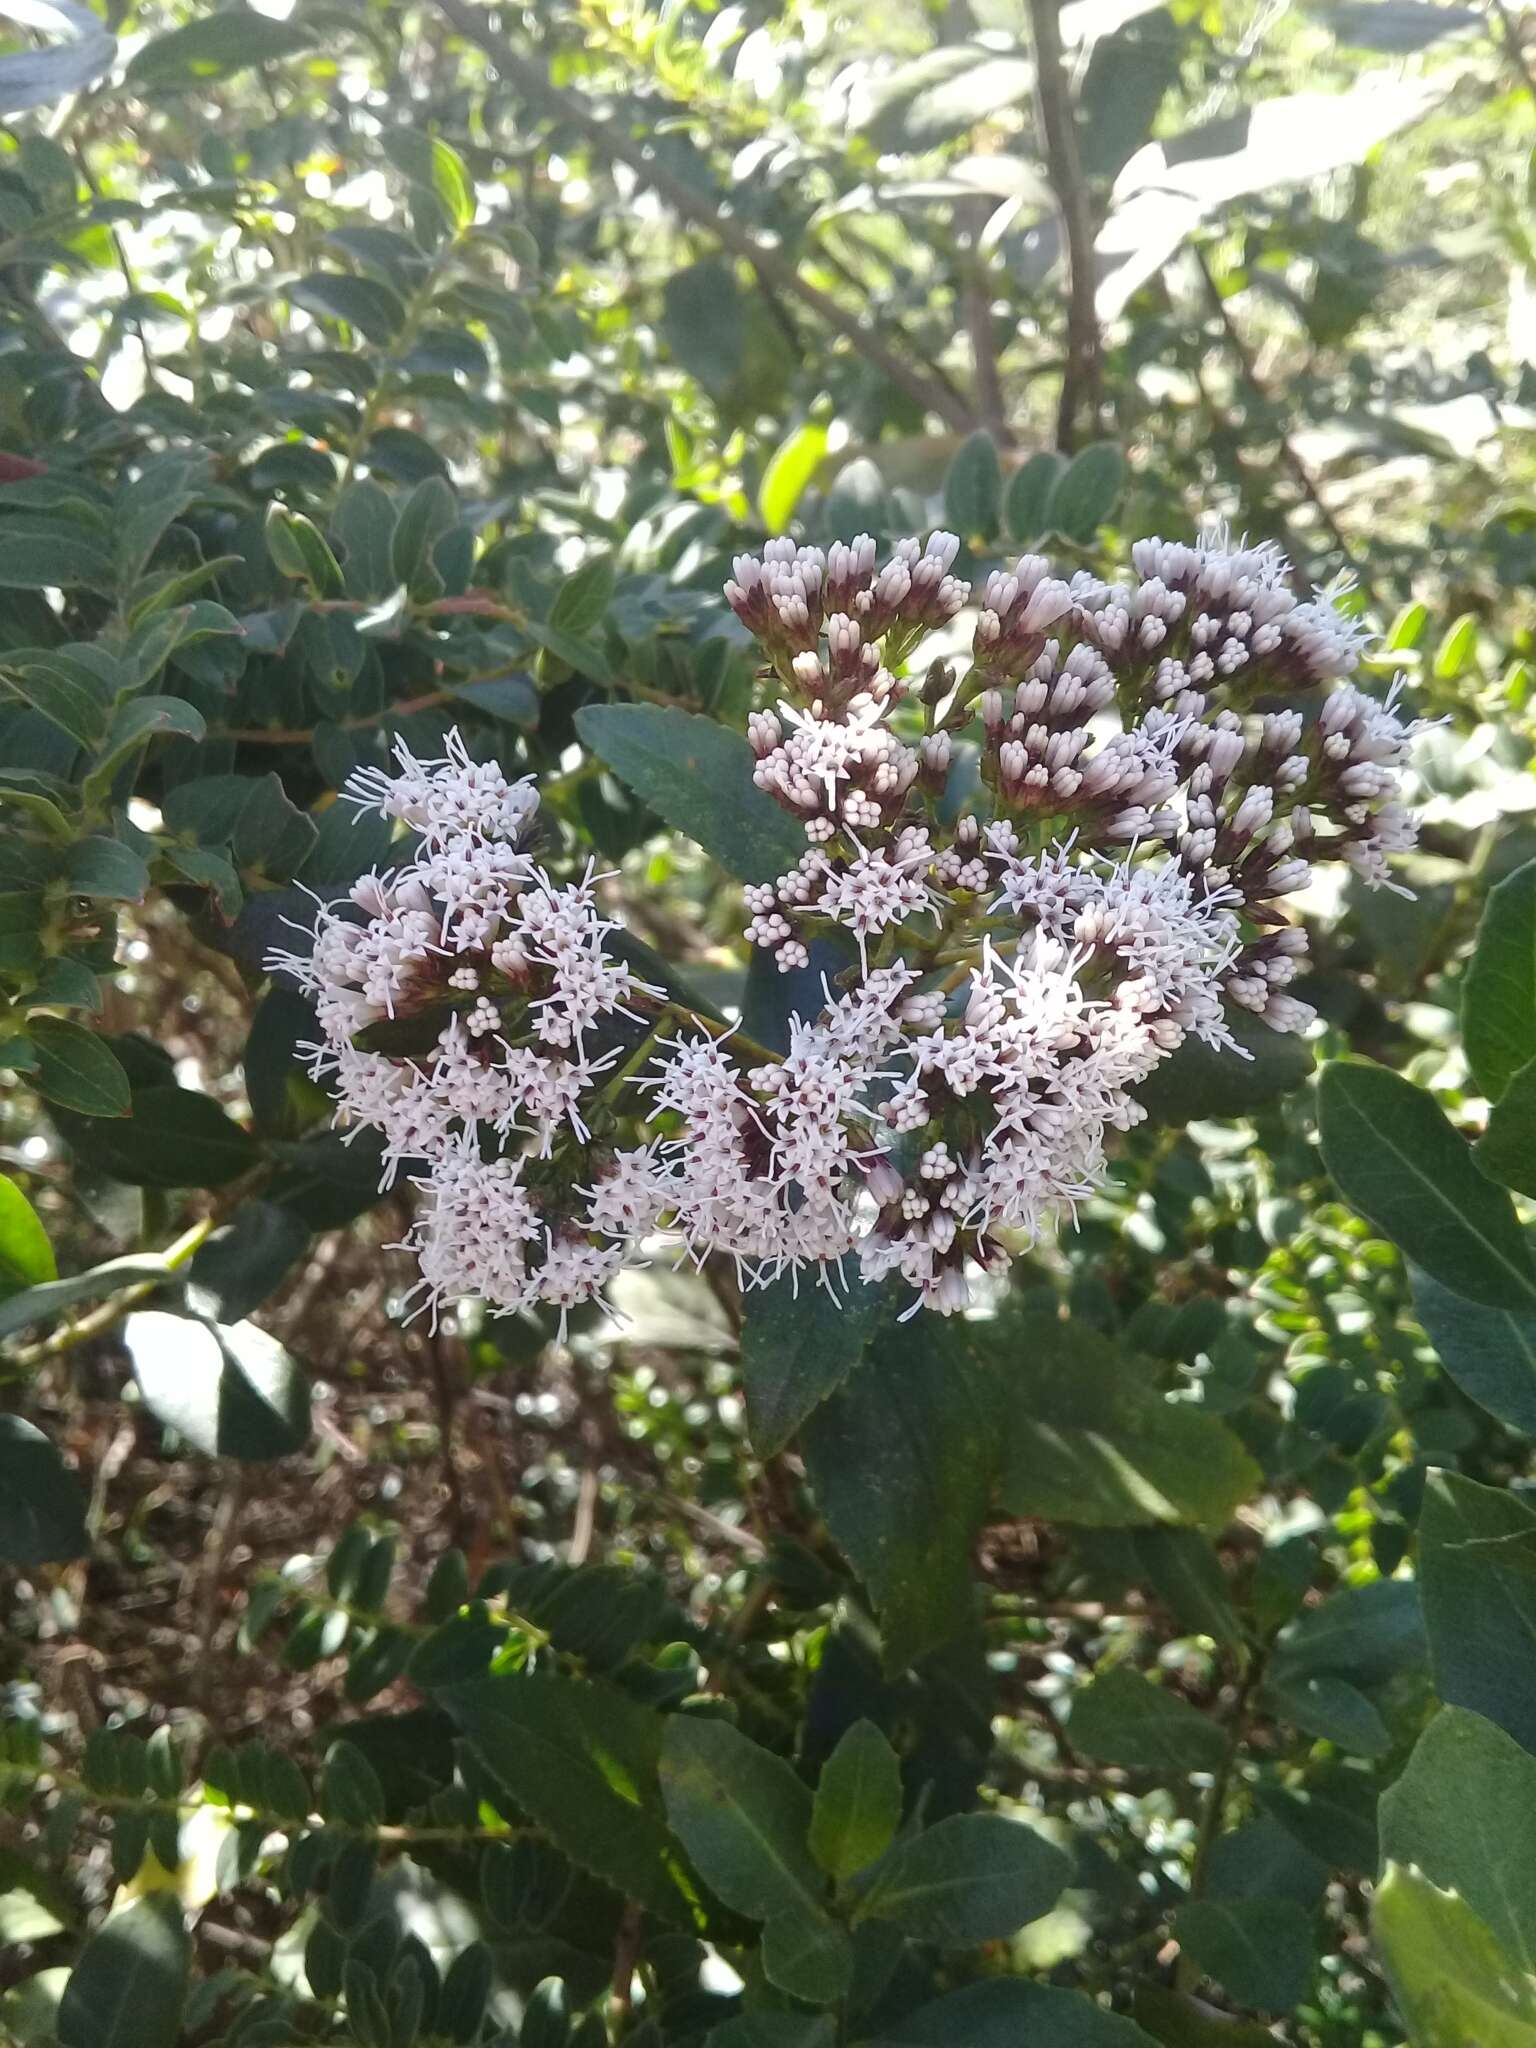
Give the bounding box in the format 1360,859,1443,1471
3,0,1536,2043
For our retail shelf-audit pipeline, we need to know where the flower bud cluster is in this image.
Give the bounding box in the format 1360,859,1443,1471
269,732,665,1329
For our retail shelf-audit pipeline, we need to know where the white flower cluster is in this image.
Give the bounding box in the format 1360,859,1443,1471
266,524,1434,1329
269,731,664,1329
690,522,1437,1312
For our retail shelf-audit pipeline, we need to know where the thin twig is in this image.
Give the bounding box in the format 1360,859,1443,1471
432,0,975,433
1027,0,1103,451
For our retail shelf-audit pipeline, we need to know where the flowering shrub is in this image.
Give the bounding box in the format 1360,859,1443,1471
5,10,1536,2048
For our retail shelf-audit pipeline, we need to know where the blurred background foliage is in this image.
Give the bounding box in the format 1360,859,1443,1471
3,0,1536,2042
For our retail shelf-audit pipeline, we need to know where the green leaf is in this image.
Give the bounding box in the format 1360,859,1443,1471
864,1980,1157,2046
574,703,805,885
1004,451,1067,544
809,1720,902,1884
290,272,407,345
1419,1468,1536,1754
712,2016,836,2048
1128,1528,1242,1648
1381,1706,1536,1971
856,1812,1068,1945
122,1311,311,1460
57,1896,189,2048
1316,1059,1536,1311
662,260,745,392
1267,1578,1424,1691
1478,1053,1536,1195
322,1741,387,1829
1173,1898,1314,2012
30,1018,131,1117
943,430,1002,543
1067,1666,1226,1773
760,1902,854,2004
659,1714,822,1921
997,1314,1259,1529
800,1312,999,1667
759,420,830,533
65,837,150,902
1256,1764,1378,1874
1135,1011,1314,1120
1412,1265,1536,1435
0,1255,176,1344
125,6,320,90
114,451,205,588
0,1174,55,1300
1465,861,1536,1103
1,647,116,747
1046,441,1125,543
0,525,114,590
1373,1864,1536,2047
437,1669,693,1922
56,1085,258,1187
739,1273,883,1455
264,504,344,597
427,136,475,231
0,1415,88,1565
1260,1672,1389,1757
86,696,207,795
390,475,456,596
549,552,617,635
186,1201,309,1322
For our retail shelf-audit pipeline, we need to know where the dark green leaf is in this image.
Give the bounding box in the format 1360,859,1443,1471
800,1312,999,1667
1317,1059,1536,1311
1260,1672,1390,1756
942,431,1002,543
322,1741,386,1829
997,1314,1259,1528
1173,1898,1313,2012
864,1980,1157,2046
87,696,207,793
31,1018,131,1117
1411,1265,1536,1435
659,1714,821,1921
760,1903,853,2004
574,703,805,885
0,1415,88,1565
1135,1011,1314,1120
65,836,150,902
186,1201,309,1321
1046,442,1125,543
126,7,321,89
739,1274,883,1455
437,1670,693,1921
122,1311,311,1460
1004,451,1067,544
1478,1054,1536,1195
1464,859,1536,1103
58,1084,257,1186
1419,1468,1536,1754
290,272,407,344
662,261,745,392
1,647,116,746
856,1813,1068,1945
1067,1666,1226,1773
57,1895,189,2048
1257,1765,1378,1874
